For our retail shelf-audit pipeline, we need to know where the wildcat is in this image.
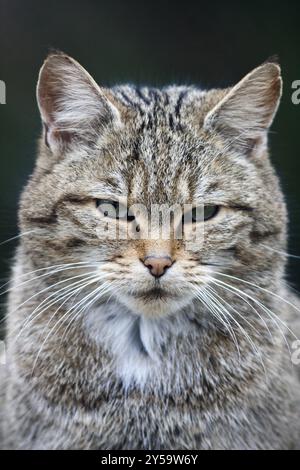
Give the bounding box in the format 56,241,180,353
0,53,299,449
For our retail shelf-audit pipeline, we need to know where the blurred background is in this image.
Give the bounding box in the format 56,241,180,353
0,0,300,330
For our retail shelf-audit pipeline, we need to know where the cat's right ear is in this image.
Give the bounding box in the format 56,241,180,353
203,61,282,153
37,53,123,155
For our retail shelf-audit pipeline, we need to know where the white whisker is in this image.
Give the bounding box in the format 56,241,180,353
31,279,115,373
208,280,274,342
9,271,99,337
13,273,100,340
0,230,37,246
260,244,300,259
193,285,242,361
211,270,300,320
209,277,294,356
0,262,98,297
59,280,121,342
203,285,266,375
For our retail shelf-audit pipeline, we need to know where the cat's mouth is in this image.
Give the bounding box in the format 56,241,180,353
118,281,193,316
117,276,194,316
133,286,172,301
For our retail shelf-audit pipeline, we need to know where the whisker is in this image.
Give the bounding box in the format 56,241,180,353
6,271,99,336
203,286,266,375
194,285,242,361
208,280,274,342
209,277,294,355
31,280,115,373
207,272,299,345
260,244,300,259
0,262,98,297
210,270,300,321
0,230,37,246
206,284,264,338
33,277,102,345
13,273,100,340
60,280,120,343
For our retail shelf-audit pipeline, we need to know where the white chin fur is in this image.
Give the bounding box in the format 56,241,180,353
117,292,192,318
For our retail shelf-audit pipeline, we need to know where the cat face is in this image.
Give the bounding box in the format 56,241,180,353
19,54,286,318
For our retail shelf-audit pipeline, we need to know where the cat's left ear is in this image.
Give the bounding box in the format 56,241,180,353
204,61,282,151
37,53,123,155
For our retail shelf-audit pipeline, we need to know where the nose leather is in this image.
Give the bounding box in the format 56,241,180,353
143,256,173,278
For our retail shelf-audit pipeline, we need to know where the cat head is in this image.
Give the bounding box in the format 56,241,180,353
19,53,286,317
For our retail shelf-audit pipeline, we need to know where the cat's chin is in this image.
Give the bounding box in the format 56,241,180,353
118,289,193,317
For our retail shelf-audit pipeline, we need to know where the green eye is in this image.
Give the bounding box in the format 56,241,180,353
203,205,219,221
189,205,219,222
96,199,135,221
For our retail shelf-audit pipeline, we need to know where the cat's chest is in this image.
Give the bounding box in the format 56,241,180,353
84,302,197,390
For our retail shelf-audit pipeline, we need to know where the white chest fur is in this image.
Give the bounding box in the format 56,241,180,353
84,301,195,389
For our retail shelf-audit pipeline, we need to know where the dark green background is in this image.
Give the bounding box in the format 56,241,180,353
1,0,300,326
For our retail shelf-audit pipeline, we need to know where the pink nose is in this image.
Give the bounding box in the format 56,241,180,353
143,256,173,278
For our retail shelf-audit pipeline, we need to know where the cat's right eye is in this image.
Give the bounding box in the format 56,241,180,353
96,199,135,221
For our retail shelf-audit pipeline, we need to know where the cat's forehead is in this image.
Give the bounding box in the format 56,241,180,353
112,84,221,130
100,86,226,204
78,85,255,206
102,130,221,206
128,158,194,205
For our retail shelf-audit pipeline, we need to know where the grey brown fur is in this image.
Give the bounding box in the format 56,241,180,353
0,53,300,449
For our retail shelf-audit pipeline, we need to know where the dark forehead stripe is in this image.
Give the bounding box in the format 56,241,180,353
168,113,175,130
116,89,144,115
119,90,137,108
174,90,189,118
134,87,151,106
113,85,191,134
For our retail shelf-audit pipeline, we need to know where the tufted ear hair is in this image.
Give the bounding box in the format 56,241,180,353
204,61,282,151
37,52,122,155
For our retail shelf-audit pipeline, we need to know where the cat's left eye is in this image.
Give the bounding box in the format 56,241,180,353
202,205,219,221
96,199,135,221
184,205,220,223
